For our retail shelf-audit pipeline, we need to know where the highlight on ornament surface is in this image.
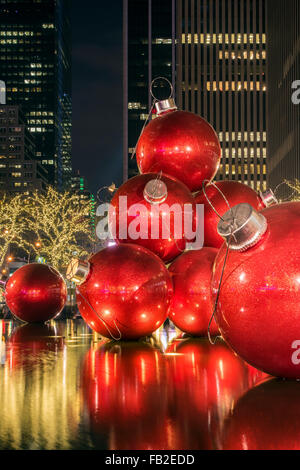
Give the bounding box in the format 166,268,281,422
212,201,300,379
5,263,67,324
67,243,173,340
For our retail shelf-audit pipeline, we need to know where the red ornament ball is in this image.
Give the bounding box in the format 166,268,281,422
109,173,197,263
76,244,173,340
212,201,300,379
169,248,219,336
5,263,67,323
136,109,221,193
195,180,266,249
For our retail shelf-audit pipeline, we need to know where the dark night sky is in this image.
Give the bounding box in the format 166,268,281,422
72,1,123,195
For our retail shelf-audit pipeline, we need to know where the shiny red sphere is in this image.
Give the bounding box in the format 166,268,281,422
5,263,67,323
168,248,219,336
136,110,221,193
77,244,173,340
195,180,265,249
212,202,300,379
222,379,300,450
109,173,196,263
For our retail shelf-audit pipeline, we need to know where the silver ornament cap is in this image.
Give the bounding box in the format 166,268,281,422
66,258,90,285
217,203,268,252
144,179,168,204
155,98,177,116
260,188,278,207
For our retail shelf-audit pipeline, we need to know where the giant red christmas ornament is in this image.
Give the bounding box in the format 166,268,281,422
212,201,300,379
195,180,278,249
222,379,300,450
136,99,221,192
168,248,219,336
5,263,67,323
68,244,173,340
109,173,197,263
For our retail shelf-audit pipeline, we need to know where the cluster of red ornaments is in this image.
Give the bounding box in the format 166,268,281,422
5,93,300,383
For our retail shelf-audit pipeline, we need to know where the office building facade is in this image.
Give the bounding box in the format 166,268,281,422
0,104,48,192
267,0,300,198
0,0,72,190
124,0,176,179
124,0,267,192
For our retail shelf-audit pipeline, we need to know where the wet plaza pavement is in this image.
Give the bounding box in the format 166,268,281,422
0,319,299,450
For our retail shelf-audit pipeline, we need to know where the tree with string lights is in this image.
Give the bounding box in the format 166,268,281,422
285,180,300,201
22,186,96,273
0,193,28,272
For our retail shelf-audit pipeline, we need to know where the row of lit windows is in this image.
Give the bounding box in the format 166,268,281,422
182,33,266,45
29,128,47,133
128,102,145,110
219,132,267,142
223,148,267,158
42,24,54,29
0,31,35,37
206,81,266,91
219,50,266,60
219,164,267,175
7,88,43,92
28,120,54,125
29,111,54,117
0,40,44,44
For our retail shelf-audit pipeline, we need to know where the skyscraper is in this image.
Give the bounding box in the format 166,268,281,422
0,104,48,192
124,0,267,192
0,0,72,190
267,0,300,198
177,0,267,192
124,0,176,179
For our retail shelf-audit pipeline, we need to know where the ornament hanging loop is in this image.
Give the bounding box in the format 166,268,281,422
201,180,234,223
150,76,174,101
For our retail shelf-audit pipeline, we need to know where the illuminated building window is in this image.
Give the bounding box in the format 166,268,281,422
128,102,142,109
182,33,266,45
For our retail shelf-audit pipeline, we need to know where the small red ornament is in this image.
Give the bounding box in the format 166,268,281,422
5,263,67,323
222,379,300,450
195,180,277,249
109,173,197,263
136,99,221,193
168,248,219,336
69,244,173,340
212,201,300,379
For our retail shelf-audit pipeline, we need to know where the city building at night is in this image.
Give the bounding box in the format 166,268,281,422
0,104,47,192
71,170,96,231
267,0,300,198
123,0,176,179
124,0,267,192
0,0,72,190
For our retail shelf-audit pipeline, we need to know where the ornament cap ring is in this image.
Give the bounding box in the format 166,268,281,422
66,259,90,285
260,188,278,208
144,179,168,204
217,203,268,252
